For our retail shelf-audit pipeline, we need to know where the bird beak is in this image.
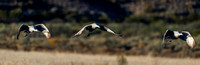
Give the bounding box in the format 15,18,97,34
96,25,100,28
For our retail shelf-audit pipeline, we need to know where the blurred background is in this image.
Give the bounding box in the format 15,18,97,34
0,0,200,58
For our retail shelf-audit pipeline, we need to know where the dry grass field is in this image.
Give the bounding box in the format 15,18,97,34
1,0,200,65
0,49,199,65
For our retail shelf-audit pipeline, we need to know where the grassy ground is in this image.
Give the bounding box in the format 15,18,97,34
0,49,199,65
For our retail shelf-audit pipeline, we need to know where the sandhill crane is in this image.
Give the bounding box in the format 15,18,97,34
17,24,51,40
162,29,195,48
72,23,121,37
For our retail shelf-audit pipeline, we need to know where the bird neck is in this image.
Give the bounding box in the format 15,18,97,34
174,31,182,38
29,26,38,32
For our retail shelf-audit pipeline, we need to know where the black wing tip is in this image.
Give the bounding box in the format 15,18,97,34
16,35,19,40
20,24,29,27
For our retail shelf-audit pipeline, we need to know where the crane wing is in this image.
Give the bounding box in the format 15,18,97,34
162,29,175,43
181,31,195,48
98,25,123,37
17,24,29,40
35,24,51,39
72,25,89,38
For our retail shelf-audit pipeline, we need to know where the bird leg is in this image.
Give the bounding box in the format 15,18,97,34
166,36,172,42
25,32,30,37
86,32,92,37
163,44,168,48
168,39,172,42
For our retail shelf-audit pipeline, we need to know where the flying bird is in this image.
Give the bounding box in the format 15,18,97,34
162,29,195,48
17,24,51,40
72,23,121,37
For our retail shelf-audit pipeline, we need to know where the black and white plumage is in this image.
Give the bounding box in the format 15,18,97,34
17,24,51,40
72,23,121,37
162,29,195,48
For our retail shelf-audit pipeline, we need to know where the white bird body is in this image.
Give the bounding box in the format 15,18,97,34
17,24,51,39
72,23,121,37
163,29,196,48
173,31,183,38
28,26,38,32
90,23,100,29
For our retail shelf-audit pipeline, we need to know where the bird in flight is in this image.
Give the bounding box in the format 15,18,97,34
17,24,51,40
72,23,121,37
162,29,195,48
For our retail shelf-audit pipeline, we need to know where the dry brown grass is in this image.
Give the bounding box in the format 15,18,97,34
0,49,199,65
1,22,200,58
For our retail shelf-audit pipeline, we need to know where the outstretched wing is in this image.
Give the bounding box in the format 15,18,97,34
17,24,29,40
99,25,120,36
72,25,89,38
181,31,195,48
162,29,175,43
35,24,51,39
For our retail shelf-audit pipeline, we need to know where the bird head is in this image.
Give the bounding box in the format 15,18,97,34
174,31,183,37
92,23,100,29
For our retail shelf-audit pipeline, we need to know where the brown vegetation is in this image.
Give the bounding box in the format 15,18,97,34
0,21,200,58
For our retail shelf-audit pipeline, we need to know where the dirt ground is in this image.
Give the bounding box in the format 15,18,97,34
0,49,199,65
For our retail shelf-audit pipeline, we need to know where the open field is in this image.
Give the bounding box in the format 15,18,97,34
1,0,200,65
0,49,199,65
